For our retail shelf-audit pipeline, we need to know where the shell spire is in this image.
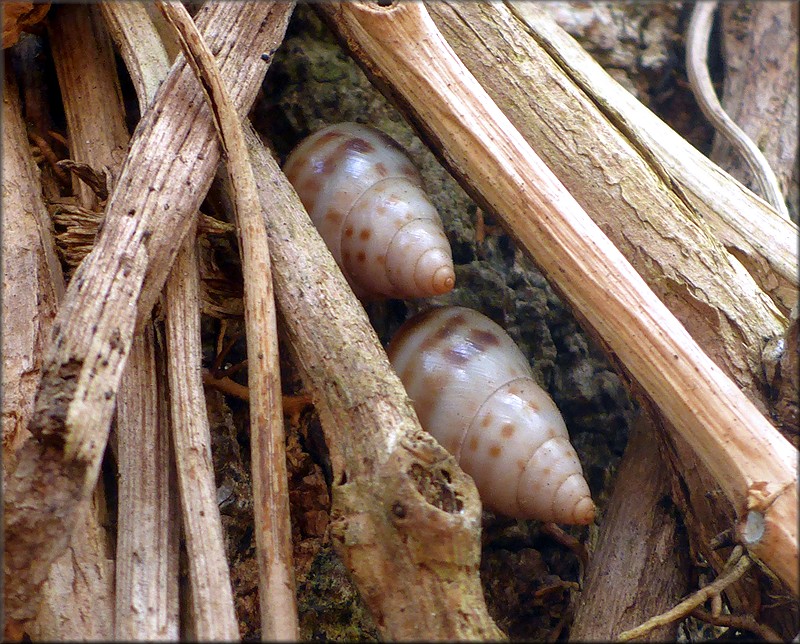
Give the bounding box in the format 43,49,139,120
387,306,595,525
283,122,455,300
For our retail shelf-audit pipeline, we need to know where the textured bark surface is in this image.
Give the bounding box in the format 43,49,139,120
571,413,690,641
115,326,180,640
713,2,799,222
165,234,240,640
2,67,115,641
3,1,292,624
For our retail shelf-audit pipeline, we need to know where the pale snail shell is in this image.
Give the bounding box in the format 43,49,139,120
283,122,455,300
387,306,596,525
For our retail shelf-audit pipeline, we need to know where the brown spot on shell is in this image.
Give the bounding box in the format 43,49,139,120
342,251,351,262
480,413,493,428
468,436,479,451
468,328,501,351
344,226,354,238
376,254,386,265
443,346,470,366
489,444,501,458
300,176,322,201
325,209,343,224
359,228,371,241
374,161,389,177
312,130,345,147
400,163,418,179
372,128,406,154
386,308,444,363
357,251,366,263
321,138,371,175
501,423,515,438
346,137,376,154
413,371,449,424
526,400,540,413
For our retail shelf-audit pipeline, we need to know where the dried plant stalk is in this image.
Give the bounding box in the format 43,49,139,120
155,2,299,637
427,0,787,402
102,4,240,637
165,229,239,640
49,5,182,637
3,1,293,624
2,66,114,642
318,1,798,595
245,124,503,639
115,325,180,640
47,4,129,208
99,2,172,111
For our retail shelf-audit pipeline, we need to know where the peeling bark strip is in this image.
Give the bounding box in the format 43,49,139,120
3,1,294,624
245,125,503,639
317,2,798,595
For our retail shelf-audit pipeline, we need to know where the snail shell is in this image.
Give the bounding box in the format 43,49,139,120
283,122,455,300
387,306,595,525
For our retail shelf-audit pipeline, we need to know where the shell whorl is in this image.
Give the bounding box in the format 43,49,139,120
387,306,595,525
283,122,455,300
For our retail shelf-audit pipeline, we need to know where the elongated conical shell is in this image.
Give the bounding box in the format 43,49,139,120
387,306,595,525
283,122,455,300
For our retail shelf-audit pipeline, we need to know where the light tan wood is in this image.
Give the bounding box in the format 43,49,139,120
115,326,180,640
157,2,299,637
426,1,786,406
245,123,504,639
2,1,293,624
165,231,239,640
49,6,181,638
48,4,129,209
99,2,171,112
107,5,241,637
317,1,798,595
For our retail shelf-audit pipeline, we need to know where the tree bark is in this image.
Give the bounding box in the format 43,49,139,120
713,1,798,222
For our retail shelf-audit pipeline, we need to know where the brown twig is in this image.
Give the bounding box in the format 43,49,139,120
202,369,250,402
617,546,752,641
690,606,784,642
156,2,299,638
27,131,70,187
